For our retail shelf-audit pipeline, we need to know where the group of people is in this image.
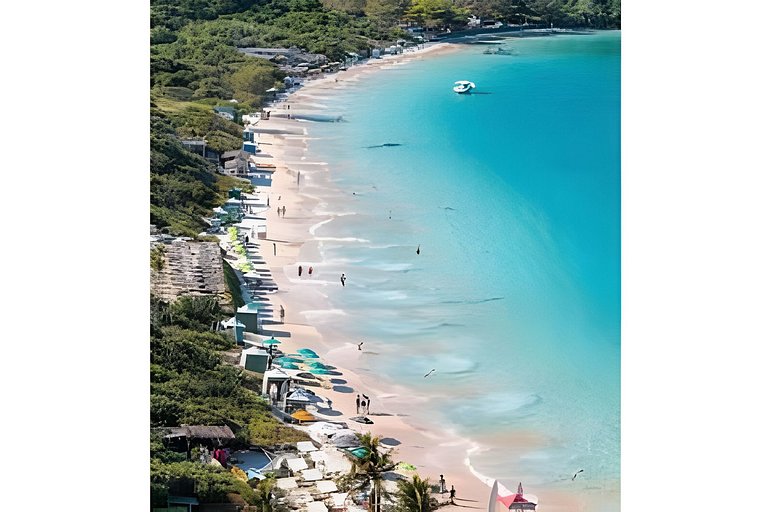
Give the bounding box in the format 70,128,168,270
297,265,314,277
355,393,371,414
277,205,287,217
438,475,456,504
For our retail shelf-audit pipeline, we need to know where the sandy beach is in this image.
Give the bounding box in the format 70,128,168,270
234,44,603,512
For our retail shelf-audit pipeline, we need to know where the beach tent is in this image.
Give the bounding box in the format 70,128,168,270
497,483,537,511
288,389,324,405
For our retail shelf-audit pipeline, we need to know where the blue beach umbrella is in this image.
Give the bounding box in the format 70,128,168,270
274,356,303,364
307,361,330,369
262,337,281,346
309,368,331,375
278,362,300,370
297,348,319,358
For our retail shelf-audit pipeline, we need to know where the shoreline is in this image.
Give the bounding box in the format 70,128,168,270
241,41,614,512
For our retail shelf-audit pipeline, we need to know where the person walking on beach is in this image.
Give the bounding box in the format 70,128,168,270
282,206,286,217
273,243,277,256
449,485,456,504
439,475,446,494
280,305,285,323
308,266,314,277
362,394,370,414
360,399,367,414
298,265,303,277
327,398,332,410
356,394,361,414
340,273,346,287
357,341,363,351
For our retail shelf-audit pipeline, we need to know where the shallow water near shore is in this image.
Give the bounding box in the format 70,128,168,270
293,31,619,504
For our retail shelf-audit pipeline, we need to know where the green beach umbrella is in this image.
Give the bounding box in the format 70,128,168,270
274,357,303,364
307,362,330,369
297,348,319,358
262,337,281,346
278,362,300,370
309,368,331,375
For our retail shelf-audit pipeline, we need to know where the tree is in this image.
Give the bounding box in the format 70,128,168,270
405,0,469,29
350,433,397,512
394,474,437,512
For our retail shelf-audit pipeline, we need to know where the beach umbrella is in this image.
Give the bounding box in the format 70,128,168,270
262,337,281,346
274,356,303,364
297,348,319,357
309,368,331,375
307,361,330,369
291,409,317,422
278,362,300,370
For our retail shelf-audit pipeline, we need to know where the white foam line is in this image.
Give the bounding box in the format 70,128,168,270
309,218,333,236
315,237,370,243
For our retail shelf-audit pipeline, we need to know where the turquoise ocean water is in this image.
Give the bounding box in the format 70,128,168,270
296,31,620,499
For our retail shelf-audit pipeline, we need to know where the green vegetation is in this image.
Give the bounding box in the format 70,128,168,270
150,294,309,506
223,259,247,309
394,474,437,512
349,433,397,512
150,245,166,271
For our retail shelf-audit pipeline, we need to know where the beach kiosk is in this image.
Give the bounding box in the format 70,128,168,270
221,316,246,344
240,345,270,373
262,368,292,407
236,302,261,333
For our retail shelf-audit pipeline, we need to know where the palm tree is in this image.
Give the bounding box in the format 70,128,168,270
394,474,436,512
350,433,397,512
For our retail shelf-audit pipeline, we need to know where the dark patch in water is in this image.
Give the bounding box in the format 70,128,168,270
365,143,403,149
441,206,456,211
439,297,504,305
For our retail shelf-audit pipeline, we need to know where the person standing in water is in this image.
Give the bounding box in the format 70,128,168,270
340,273,346,286
416,245,420,255
308,266,314,277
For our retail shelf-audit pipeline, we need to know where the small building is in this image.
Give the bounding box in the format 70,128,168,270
243,140,260,154
250,166,275,187
240,345,270,372
221,316,246,344
236,302,261,333
262,368,293,406
162,425,236,457
181,138,206,156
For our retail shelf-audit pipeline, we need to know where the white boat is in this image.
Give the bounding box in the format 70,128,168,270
453,80,476,94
